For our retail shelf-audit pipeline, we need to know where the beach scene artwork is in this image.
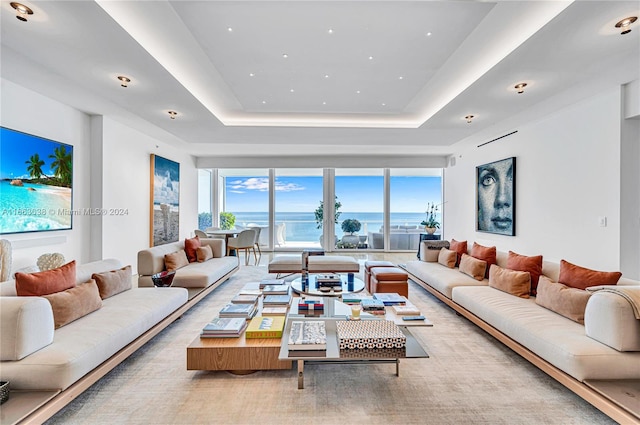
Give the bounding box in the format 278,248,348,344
0,127,73,234
151,154,180,246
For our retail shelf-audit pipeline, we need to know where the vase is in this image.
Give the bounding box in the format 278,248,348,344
424,227,437,235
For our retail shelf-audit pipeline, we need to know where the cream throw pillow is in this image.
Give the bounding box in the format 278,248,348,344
43,280,102,329
437,248,457,268
488,264,531,298
196,245,213,262
164,250,189,271
459,254,486,281
536,276,592,324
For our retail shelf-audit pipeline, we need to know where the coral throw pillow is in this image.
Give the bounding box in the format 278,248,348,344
92,265,132,299
437,248,457,269
489,264,531,299
196,245,213,262
43,279,103,329
165,250,189,272
470,242,496,278
507,251,543,295
558,260,622,290
15,260,76,296
184,236,201,263
536,276,592,324
459,254,487,281
449,239,467,267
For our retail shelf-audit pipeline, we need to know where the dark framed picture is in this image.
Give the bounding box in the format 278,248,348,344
476,157,515,236
150,154,180,246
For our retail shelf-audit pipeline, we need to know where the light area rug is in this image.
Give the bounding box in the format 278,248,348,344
47,265,615,425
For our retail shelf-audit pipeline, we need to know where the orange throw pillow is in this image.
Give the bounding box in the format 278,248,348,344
184,236,201,263
470,242,496,278
507,251,543,295
489,264,531,299
449,239,467,267
15,260,76,296
558,260,622,290
459,254,487,281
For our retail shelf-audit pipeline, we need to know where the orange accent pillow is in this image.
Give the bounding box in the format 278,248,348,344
92,265,132,299
536,276,592,324
196,245,213,262
184,236,201,263
507,251,543,295
488,264,531,299
558,260,622,290
449,239,467,267
15,260,76,296
437,248,457,269
43,279,102,329
470,242,496,278
459,254,487,281
164,250,189,272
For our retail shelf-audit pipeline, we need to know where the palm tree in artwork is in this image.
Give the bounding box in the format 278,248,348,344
25,153,46,179
49,145,72,187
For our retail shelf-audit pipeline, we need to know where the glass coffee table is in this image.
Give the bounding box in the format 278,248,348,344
279,298,430,389
290,274,365,297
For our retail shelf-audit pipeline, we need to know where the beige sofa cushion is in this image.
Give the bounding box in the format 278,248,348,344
535,276,591,324
437,248,457,268
43,280,103,329
92,265,132,299
459,254,486,281
585,288,640,351
164,250,189,271
488,264,531,299
196,245,213,262
0,297,54,361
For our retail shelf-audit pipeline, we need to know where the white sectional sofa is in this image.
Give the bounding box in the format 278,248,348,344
137,238,238,292
0,258,189,424
404,243,640,423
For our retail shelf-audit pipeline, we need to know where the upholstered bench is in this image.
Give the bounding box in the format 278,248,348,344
364,260,395,292
268,255,360,276
370,267,409,298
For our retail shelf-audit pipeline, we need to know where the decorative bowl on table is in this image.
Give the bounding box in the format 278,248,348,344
151,270,176,287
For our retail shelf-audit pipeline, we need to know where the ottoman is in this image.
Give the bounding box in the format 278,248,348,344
370,267,409,298
364,260,395,292
268,255,360,277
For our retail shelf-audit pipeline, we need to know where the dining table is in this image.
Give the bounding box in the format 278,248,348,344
206,229,239,256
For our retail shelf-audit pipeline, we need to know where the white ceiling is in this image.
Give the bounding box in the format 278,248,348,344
1,1,638,158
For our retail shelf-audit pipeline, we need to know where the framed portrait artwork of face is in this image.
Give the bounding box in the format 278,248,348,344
476,157,515,236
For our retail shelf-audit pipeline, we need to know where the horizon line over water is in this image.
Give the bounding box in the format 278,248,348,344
228,211,441,242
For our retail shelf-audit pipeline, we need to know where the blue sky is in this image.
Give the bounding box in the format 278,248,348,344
1,127,72,180
224,175,441,213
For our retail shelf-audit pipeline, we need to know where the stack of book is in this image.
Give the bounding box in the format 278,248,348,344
261,305,289,316
231,293,260,304
200,317,248,338
390,303,421,315
341,292,373,305
316,273,342,287
288,320,327,351
262,284,290,295
373,293,407,306
360,298,386,315
259,278,285,289
219,302,258,319
298,296,324,311
238,283,262,296
245,316,286,339
263,293,292,306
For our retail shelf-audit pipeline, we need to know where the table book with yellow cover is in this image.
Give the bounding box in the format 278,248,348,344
245,316,286,338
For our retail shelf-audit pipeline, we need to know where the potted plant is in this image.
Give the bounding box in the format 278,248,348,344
220,212,236,230
340,218,361,247
314,197,342,247
420,202,440,234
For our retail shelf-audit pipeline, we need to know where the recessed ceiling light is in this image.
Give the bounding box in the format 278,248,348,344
322,101,327,105
356,90,361,94
282,53,288,58
368,56,374,60
381,103,386,106
514,82,528,94
227,27,233,32
426,32,432,36
324,74,329,79
328,28,334,34
168,111,178,120
249,73,255,77
615,16,637,35
464,115,475,123
117,75,131,87
262,100,266,104
398,76,404,80
10,2,33,22
290,89,295,93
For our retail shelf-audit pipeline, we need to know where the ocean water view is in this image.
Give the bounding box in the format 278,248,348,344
0,180,72,233
232,211,440,242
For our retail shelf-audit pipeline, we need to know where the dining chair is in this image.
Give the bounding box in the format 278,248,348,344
226,229,257,265
194,229,208,238
248,226,262,263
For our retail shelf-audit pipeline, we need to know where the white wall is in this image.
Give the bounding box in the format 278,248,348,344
0,79,91,271
1,79,199,275
444,87,625,272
